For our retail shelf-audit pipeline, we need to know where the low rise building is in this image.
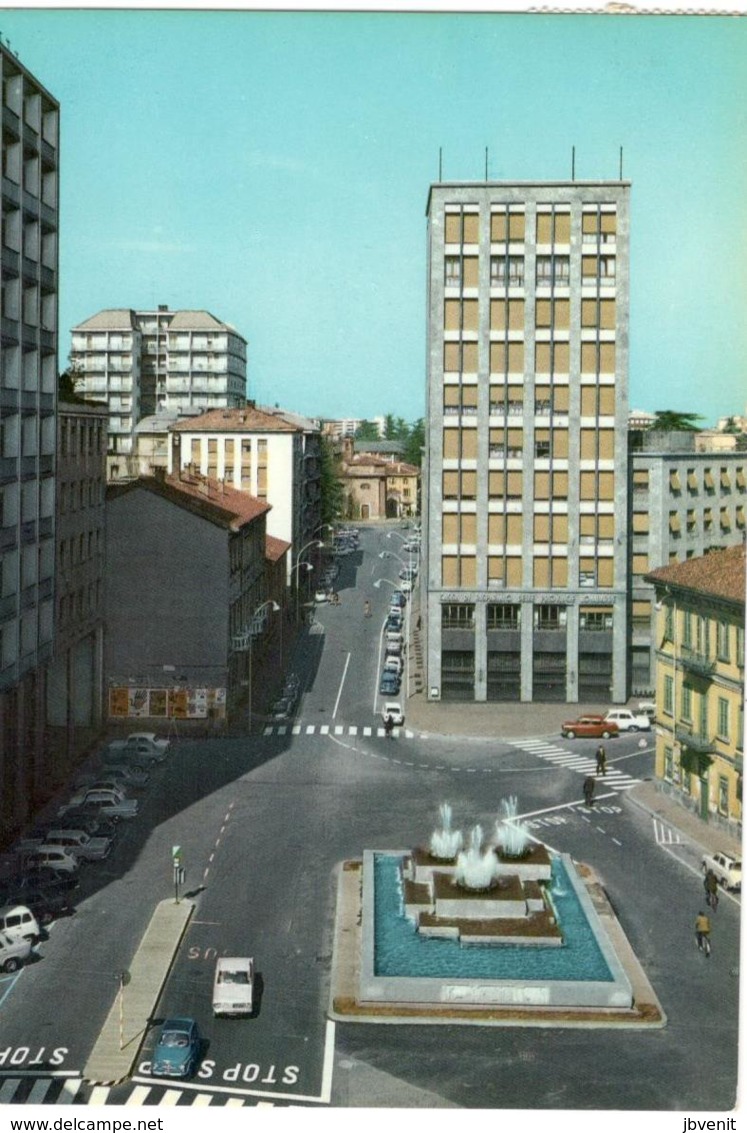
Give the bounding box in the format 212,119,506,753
646,544,745,838
338,448,420,520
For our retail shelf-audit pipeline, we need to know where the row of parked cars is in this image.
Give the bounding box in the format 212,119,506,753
269,672,301,722
560,705,655,739
0,731,170,974
379,589,408,725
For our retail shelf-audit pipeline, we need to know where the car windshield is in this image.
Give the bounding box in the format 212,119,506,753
219,970,250,984
161,1030,190,1048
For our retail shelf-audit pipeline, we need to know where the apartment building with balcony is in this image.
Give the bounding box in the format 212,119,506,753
70,306,247,479
629,430,746,693
0,46,59,834
46,400,107,775
168,404,322,587
423,180,630,703
646,544,745,837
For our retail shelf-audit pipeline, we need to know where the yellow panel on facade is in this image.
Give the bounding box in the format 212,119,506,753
535,343,551,372
208,439,218,454
461,471,477,497
554,343,570,372
506,514,523,544
599,387,616,415
444,343,460,371
462,385,478,407
579,556,595,576
257,466,267,495
633,469,649,487
463,299,479,331
552,557,568,586
462,429,478,459
580,430,597,460
445,214,462,244
507,385,524,405
443,429,459,459
553,385,570,413
463,257,479,287
554,213,571,243
736,506,745,527
553,471,569,498
687,471,698,490
582,255,597,277
580,387,597,416
506,471,523,497
580,472,596,500
633,553,649,573
597,558,614,587
488,556,504,581
190,438,201,464
463,214,480,244
461,513,477,544
704,470,714,488
598,472,614,498
580,514,596,536
535,472,550,499
488,514,505,543
536,300,552,326
491,300,506,330
442,556,458,586
598,514,615,538
553,429,569,458
463,343,478,372
489,471,504,497
508,342,524,372
581,343,597,372
720,470,731,489
443,471,459,498
536,214,553,244
581,299,598,327
508,300,525,331
599,430,615,459
553,512,569,541
669,470,681,491
720,509,731,530
442,514,459,543
444,385,460,407
601,212,617,235
600,299,616,329
507,427,523,449
491,212,507,242
490,343,506,372
461,556,477,586
633,511,649,533
633,600,651,618
534,556,550,587
582,212,598,235
508,213,525,241
444,299,461,331
599,342,616,372
506,556,523,586
554,299,570,329
534,514,550,541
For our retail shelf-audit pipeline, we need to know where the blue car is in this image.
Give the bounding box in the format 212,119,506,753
380,673,400,695
151,1017,202,1078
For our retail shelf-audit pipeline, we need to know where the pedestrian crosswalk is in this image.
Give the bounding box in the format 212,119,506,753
263,721,416,739
508,738,641,793
0,1076,282,1107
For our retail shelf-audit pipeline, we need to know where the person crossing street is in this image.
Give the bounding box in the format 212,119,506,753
595,744,607,776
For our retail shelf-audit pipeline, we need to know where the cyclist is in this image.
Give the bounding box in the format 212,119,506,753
704,869,719,911
695,910,712,957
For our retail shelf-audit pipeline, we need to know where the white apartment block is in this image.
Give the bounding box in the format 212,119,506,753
70,306,247,478
0,45,59,832
168,405,322,584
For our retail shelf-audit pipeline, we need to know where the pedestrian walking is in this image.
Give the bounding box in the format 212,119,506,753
595,744,607,776
364,599,371,618
583,775,595,807
384,714,395,738
695,910,712,956
704,869,719,911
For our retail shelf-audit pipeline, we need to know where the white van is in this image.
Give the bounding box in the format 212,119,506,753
0,905,40,944
27,846,79,873
212,956,254,1017
0,930,32,973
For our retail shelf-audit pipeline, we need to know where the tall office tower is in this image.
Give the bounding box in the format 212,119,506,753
70,306,247,479
423,181,630,704
0,46,59,831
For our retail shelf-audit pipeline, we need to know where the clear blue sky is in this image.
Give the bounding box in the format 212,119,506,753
3,9,745,424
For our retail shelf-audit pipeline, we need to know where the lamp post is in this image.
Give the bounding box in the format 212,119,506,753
375,574,412,702
246,599,280,729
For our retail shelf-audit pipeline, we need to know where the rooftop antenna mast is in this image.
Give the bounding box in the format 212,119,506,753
485,147,489,181
619,146,624,180
438,147,443,182
571,146,576,181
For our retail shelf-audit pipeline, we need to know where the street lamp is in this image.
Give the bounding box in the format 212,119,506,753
375,575,412,702
238,599,280,730
291,559,314,623
292,537,324,621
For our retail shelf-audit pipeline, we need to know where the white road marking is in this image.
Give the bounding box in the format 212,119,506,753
27,1080,53,1103
292,725,301,735
126,1085,151,1105
89,1086,111,1104
332,651,351,719
193,1093,214,1105
335,726,344,735
58,1078,84,1104
263,726,273,736
160,1089,182,1105
0,1080,20,1104
225,1097,245,1107
320,725,330,735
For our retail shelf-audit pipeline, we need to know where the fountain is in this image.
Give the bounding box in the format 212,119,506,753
351,800,645,1014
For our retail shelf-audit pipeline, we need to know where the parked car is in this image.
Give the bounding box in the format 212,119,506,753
74,776,144,797
54,809,118,838
0,930,32,973
0,882,72,926
386,613,403,631
385,640,403,657
384,655,403,675
14,868,79,895
702,851,741,891
637,701,656,721
42,830,112,861
381,702,405,726
314,589,330,603
26,847,79,874
389,592,407,608
106,733,169,763
0,905,40,944
212,956,254,1017
151,1017,202,1079
603,709,652,732
79,764,150,790
270,697,294,720
379,672,401,695
399,579,413,593
561,715,620,740
61,789,138,820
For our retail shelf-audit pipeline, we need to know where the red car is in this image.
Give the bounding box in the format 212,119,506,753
561,715,620,739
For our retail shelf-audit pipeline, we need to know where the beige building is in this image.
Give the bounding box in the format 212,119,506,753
646,545,745,836
423,180,630,703
338,450,419,519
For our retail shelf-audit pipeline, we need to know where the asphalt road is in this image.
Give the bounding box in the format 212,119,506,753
0,524,739,1110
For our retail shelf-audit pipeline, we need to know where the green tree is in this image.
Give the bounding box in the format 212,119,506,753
404,418,425,467
58,366,81,401
319,436,344,528
651,410,704,432
354,420,380,441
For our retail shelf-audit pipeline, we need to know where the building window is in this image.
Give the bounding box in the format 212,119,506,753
444,257,461,288
681,685,693,723
579,610,612,631
441,604,475,630
664,605,674,642
487,604,521,630
490,256,524,287
536,256,570,287
718,776,729,816
716,621,730,662
534,605,567,630
664,745,674,782
663,674,674,715
717,697,730,741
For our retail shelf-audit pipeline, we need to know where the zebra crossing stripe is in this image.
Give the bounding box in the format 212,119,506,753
89,1086,111,1105
263,726,273,736
0,1080,20,1104
292,725,301,735
362,727,371,736
193,1094,214,1106
320,725,329,735
225,1098,246,1107
334,726,344,735
350,726,358,735
126,1086,151,1106
27,1080,53,1104
58,1078,83,1104
305,725,314,735
160,1090,182,1106
277,726,287,736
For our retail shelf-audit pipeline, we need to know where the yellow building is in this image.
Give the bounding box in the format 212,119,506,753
646,544,745,834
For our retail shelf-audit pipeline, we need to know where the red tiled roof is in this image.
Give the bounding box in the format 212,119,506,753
645,543,745,606
170,407,299,433
386,461,420,476
107,473,270,533
266,534,291,562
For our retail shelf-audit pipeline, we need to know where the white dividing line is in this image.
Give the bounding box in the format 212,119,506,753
278,726,287,736
292,725,301,735
335,725,344,735
225,1097,245,1107
320,1018,336,1104
263,726,273,736
193,1094,214,1105
332,651,351,719
350,725,358,735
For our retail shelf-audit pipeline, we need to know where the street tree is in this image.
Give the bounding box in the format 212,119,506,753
651,410,704,432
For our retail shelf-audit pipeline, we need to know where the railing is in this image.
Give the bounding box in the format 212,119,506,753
675,725,715,754
679,645,717,678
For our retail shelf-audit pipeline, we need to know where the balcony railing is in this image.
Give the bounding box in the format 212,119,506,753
679,645,717,678
675,725,715,754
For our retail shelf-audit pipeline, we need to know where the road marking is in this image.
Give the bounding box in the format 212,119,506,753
58,1078,84,1104
225,1098,245,1107
194,1093,214,1105
292,725,301,735
350,726,358,735
320,725,330,735
160,1089,182,1105
305,725,315,735
89,1086,111,1104
0,1080,21,1104
126,1085,151,1105
278,726,287,736
335,726,344,735
320,1019,336,1104
612,838,622,846
332,651,351,719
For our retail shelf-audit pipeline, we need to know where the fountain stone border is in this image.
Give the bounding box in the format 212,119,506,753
360,850,633,1010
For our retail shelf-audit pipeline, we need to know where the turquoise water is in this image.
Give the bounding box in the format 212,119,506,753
373,853,613,982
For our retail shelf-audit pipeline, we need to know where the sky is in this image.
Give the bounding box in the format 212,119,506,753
2,7,745,425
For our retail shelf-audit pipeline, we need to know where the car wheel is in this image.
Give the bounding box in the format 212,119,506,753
565,731,575,739
39,911,53,926
2,957,20,973
629,725,639,732
602,730,612,739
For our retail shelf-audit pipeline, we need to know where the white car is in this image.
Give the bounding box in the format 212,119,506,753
26,846,79,874
0,930,32,973
381,702,404,726
212,956,255,1017
43,830,112,861
106,733,169,763
314,589,330,603
62,788,139,820
702,851,741,891
603,709,652,732
384,656,403,675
